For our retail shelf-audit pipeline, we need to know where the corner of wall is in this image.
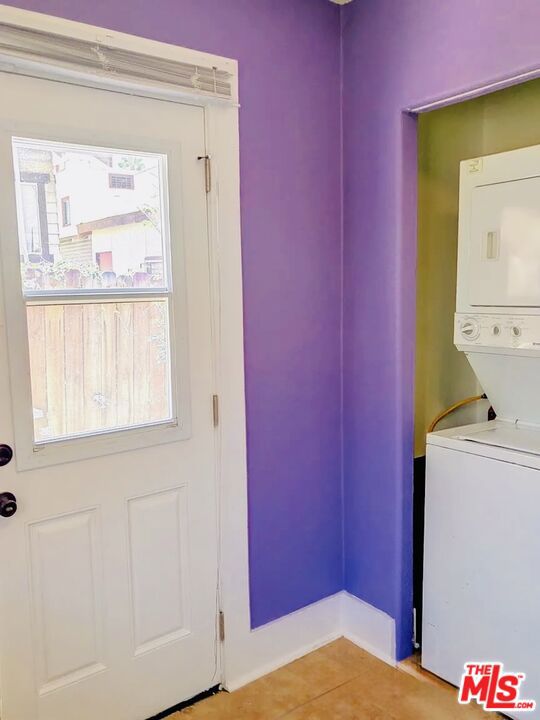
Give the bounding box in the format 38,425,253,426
338,0,346,592
340,591,397,666
223,590,397,692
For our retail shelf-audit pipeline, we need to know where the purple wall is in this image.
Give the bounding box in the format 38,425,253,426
8,0,538,659
342,0,540,660
2,0,343,627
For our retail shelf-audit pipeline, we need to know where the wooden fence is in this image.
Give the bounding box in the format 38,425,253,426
27,300,170,441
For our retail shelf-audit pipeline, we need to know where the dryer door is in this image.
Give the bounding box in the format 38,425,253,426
468,175,540,307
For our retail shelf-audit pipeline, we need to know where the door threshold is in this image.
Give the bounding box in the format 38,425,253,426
146,685,221,719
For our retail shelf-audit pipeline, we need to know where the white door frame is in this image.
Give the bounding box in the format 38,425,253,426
0,3,250,697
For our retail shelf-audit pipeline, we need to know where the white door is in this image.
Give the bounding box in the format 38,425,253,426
0,71,219,720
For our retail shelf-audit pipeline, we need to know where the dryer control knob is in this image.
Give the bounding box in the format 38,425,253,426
460,318,480,341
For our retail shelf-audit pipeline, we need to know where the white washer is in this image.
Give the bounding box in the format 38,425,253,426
423,420,540,719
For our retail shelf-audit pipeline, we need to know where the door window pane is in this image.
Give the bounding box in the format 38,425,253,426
27,301,172,442
14,139,168,293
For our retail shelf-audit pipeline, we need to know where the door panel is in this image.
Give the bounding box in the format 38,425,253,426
29,508,106,695
127,486,190,655
0,72,218,720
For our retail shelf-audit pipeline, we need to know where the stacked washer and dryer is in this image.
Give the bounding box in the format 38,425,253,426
422,144,540,718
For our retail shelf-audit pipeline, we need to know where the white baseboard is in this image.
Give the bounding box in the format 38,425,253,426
223,592,342,691
340,591,396,666
222,590,396,691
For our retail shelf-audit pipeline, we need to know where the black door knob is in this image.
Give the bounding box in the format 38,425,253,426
0,492,17,518
0,444,13,467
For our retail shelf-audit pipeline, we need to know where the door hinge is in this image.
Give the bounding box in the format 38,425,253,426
197,154,211,193
212,394,219,427
218,610,225,642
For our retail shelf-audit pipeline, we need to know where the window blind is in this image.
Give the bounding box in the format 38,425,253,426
0,22,233,100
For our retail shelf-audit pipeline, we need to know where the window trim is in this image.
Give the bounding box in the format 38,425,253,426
13,140,175,452
5,132,190,468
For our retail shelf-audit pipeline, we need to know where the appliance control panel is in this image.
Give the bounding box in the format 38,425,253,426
454,313,540,350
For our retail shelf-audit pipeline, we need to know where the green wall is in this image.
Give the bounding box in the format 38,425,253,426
414,78,540,457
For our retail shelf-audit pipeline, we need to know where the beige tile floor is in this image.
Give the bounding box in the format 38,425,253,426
173,639,496,719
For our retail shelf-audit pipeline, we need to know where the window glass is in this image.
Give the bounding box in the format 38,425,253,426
27,300,172,442
13,139,175,445
14,139,168,293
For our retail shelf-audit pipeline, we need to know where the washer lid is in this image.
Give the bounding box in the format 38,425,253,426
427,420,540,468
456,423,540,456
